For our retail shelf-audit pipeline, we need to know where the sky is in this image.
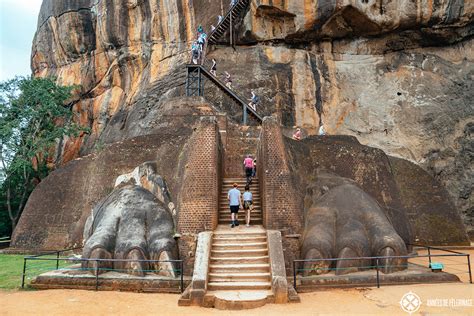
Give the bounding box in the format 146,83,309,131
0,0,43,82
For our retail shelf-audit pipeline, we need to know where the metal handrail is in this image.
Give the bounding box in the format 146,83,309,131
22,249,185,292
186,64,262,122
208,0,249,44
293,251,472,291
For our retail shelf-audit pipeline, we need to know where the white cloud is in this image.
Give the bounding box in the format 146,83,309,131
1,0,43,16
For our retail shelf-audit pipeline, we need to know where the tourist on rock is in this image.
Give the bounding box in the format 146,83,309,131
319,124,326,136
224,71,232,89
210,58,217,76
243,155,254,183
248,91,259,111
243,185,253,227
252,158,257,177
228,183,242,228
293,127,301,140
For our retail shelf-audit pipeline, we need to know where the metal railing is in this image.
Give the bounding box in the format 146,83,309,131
0,236,10,248
293,246,472,291
22,248,184,292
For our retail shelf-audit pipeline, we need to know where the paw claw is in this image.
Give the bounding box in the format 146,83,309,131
125,249,147,277
335,247,362,276
303,249,330,276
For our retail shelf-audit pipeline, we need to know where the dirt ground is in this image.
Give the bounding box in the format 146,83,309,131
1,249,473,315
0,283,472,315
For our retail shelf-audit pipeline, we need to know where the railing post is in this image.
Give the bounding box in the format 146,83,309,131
95,260,99,291
180,260,184,293
21,258,27,289
428,247,432,268
198,67,202,96
467,254,472,284
375,258,380,288
243,104,248,125
293,261,297,291
230,6,233,47
56,251,60,270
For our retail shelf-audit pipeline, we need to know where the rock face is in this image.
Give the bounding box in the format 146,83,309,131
27,0,473,246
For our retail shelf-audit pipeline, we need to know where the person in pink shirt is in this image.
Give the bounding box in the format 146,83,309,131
243,155,254,183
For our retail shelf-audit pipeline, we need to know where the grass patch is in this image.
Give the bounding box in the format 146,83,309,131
0,255,26,290
0,254,73,290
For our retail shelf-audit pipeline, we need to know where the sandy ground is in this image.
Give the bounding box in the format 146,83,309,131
1,249,472,315
0,283,472,315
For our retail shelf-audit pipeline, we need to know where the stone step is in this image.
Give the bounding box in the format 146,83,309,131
212,236,267,243
213,232,266,238
208,281,271,291
211,255,269,264
212,242,267,250
205,290,273,310
223,179,259,183
209,263,270,274
218,209,262,213
218,218,262,223
211,248,268,257
218,214,262,219
209,272,271,282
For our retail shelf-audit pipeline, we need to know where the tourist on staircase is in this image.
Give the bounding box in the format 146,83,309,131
243,155,254,184
230,0,237,8
217,15,224,24
293,127,302,140
252,158,257,177
224,71,232,89
243,185,253,227
248,91,259,111
210,59,217,76
319,124,326,136
227,183,242,228
191,41,200,64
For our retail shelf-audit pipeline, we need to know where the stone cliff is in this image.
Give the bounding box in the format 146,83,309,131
31,0,473,234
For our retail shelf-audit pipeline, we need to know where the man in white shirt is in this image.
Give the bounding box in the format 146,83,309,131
228,183,242,228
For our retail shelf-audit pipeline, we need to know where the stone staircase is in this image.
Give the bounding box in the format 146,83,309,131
204,225,273,309
224,125,261,177
219,178,262,225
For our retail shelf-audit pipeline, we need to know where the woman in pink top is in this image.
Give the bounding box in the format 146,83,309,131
243,155,254,182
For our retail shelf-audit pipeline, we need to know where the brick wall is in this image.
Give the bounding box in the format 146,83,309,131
177,116,222,272
258,116,302,273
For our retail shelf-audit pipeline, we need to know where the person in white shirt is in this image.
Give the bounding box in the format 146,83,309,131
319,124,326,136
228,183,242,228
242,185,253,227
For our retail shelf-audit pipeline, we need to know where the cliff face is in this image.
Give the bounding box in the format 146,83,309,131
32,0,473,233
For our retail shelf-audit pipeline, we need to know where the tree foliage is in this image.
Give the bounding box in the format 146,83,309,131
0,76,85,236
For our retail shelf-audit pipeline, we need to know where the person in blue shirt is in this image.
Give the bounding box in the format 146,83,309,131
243,185,253,227
228,183,242,228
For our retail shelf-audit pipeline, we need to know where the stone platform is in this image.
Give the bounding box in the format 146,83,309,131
30,265,190,293
294,263,460,292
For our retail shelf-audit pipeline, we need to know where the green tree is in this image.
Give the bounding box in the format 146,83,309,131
0,76,84,234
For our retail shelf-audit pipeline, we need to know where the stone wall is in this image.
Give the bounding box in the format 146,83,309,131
177,117,222,273
258,117,302,273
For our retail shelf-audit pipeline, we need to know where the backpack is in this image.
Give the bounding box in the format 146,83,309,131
252,95,259,103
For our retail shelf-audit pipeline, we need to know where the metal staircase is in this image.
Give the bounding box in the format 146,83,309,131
186,0,259,125
186,64,262,125
208,0,251,45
